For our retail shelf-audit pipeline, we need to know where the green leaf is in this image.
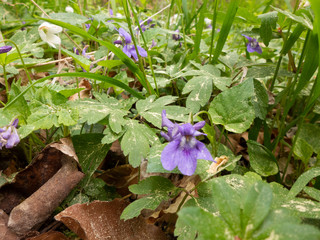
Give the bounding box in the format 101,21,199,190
208,79,255,133
297,123,320,155
304,186,320,202
242,181,273,238
252,79,269,120
282,24,305,55
129,176,176,194
26,87,78,130
281,198,320,218
137,95,189,128
120,176,177,220
288,167,320,199
49,12,89,25
211,178,242,236
213,0,240,62
293,137,313,164
4,72,144,113
253,208,320,240
183,76,213,113
177,206,233,240
121,120,159,167
97,60,123,68
247,140,279,177
61,48,91,72
69,94,127,133
72,133,110,175
258,11,278,46
271,6,313,30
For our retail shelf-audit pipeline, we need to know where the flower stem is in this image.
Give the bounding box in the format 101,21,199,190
2,64,9,97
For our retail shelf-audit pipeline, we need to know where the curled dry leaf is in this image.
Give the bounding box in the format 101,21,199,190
206,155,229,174
69,79,92,101
6,138,84,236
55,199,168,240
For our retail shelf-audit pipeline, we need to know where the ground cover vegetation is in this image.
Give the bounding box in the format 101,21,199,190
1,0,320,239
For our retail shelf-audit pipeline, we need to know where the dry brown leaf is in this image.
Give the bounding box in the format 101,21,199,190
69,79,92,101
55,199,168,240
6,138,84,236
0,210,19,240
26,231,68,240
207,155,229,174
98,164,139,197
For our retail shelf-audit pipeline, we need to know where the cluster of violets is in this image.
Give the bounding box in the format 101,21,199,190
0,119,20,150
139,18,155,32
114,28,147,61
160,110,215,176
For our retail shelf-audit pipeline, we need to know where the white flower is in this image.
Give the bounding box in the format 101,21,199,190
204,17,212,26
38,22,63,48
65,6,74,13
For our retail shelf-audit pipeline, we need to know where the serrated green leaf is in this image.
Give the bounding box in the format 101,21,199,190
70,96,127,133
208,79,255,133
183,76,213,113
258,11,278,46
121,120,158,167
101,127,125,144
121,176,177,220
137,96,189,128
247,140,279,177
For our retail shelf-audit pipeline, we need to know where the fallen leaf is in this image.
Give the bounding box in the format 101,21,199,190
6,138,84,236
0,210,19,240
26,231,68,240
55,199,168,240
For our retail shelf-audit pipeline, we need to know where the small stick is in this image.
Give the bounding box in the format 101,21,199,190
134,4,171,30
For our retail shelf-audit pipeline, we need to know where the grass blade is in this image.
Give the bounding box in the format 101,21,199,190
212,0,240,63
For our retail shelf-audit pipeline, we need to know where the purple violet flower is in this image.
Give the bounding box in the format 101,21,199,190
0,118,20,149
150,39,157,49
160,110,214,176
242,34,262,54
114,28,148,61
139,18,154,33
172,30,181,41
0,46,12,54
74,46,91,72
118,28,132,44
